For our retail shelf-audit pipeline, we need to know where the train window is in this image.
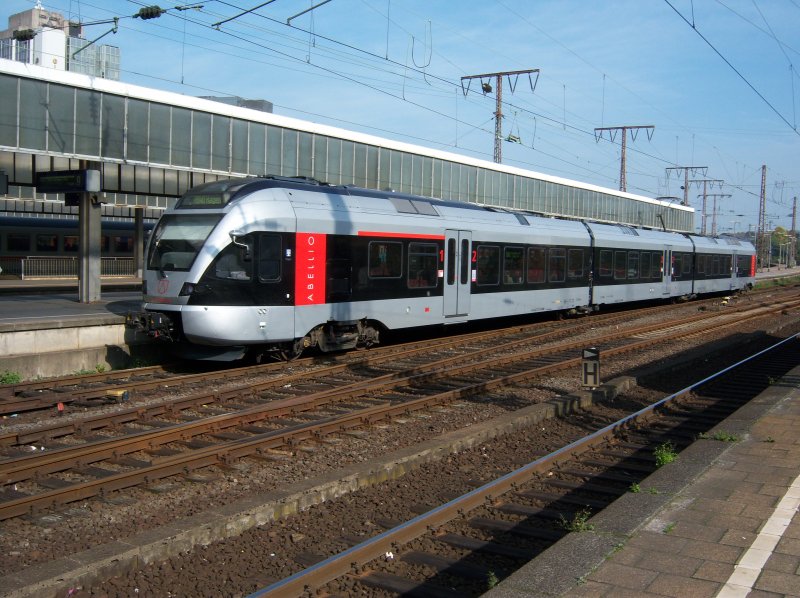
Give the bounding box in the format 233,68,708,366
696,255,706,275
8,234,31,252
527,247,546,283
627,251,639,279
460,239,470,285
446,238,456,285
101,235,110,253
682,253,692,275
368,241,402,278
653,252,664,279
503,246,524,284
614,251,626,280
114,236,133,253
408,243,438,289
476,245,500,286
64,236,79,252
723,256,732,274
598,250,613,278
712,255,721,276
671,254,680,278
258,234,281,282
640,252,652,278
36,234,58,252
214,242,252,281
568,249,584,279
549,248,566,283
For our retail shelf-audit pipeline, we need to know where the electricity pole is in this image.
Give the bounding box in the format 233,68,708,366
757,165,768,271
704,193,731,236
688,179,724,235
665,166,707,206
790,196,797,268
461,69,539,164
594,125,654,192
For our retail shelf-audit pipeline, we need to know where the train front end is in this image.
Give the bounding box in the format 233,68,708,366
127,178,297,360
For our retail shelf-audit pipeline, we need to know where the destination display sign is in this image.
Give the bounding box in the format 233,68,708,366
35,169,100,193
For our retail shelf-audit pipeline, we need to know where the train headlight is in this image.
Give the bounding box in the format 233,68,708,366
179,283,195,296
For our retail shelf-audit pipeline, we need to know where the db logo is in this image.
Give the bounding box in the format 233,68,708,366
157,279,169,294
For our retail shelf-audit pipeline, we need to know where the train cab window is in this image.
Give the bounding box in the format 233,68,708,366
598,250,613,278
614,250,626,280
503,246,524,285
36,234,58,252
549,248,566,283
258,234,281,282
408,242,438,288
527,247,546,283
368,241,402,278
8,234,31,252
627,251,639,279
640,252,651,278
568,249,584,280
64,236,79,252
214,242,252,281
476,245,500,286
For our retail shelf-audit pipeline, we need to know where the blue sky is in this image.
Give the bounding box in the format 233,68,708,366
3,0,799,234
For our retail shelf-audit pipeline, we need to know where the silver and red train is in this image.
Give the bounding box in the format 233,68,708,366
127,176,756,360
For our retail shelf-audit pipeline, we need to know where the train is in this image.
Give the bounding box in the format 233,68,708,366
0,216,151,258
126,176,756,361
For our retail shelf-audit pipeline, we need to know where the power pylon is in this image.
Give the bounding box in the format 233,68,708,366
688,178,724,235
594,125,654,192
665,166,708,206
461,69,539,164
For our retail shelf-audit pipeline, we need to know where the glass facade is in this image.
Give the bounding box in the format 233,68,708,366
0,70,693,232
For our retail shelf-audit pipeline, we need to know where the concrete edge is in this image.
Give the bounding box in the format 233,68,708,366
484,362,800,598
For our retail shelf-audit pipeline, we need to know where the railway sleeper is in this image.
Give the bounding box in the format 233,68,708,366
545,478,626,496
516,489,609,509
402,550,495,580
355,570,462,598
468,516,565,541
435,532,536,560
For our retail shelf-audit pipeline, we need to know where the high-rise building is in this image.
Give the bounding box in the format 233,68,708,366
0,2,119,80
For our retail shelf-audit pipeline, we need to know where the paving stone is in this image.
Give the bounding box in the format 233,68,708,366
754,569,800,595
762,551,800,574
587,563,658,591
681,539,744,564
692,560,735,583
645,572,720,598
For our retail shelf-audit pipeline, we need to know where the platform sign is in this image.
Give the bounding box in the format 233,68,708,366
582,347,600,389
35,169,100,193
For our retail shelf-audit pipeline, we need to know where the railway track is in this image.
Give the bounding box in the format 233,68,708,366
0,292,748,416
0,295,796,522
250,334,800,597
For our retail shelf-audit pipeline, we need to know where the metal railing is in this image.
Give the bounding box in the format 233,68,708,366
0,256,136,279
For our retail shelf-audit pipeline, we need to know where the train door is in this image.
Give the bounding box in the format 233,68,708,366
444,230,471,317
661,247,673,296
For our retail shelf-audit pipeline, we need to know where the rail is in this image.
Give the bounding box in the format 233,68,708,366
0,256,135,279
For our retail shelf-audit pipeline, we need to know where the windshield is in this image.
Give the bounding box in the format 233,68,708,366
147,214,222,272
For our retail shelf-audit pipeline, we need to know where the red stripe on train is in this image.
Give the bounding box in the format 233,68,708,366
357,231,445,240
